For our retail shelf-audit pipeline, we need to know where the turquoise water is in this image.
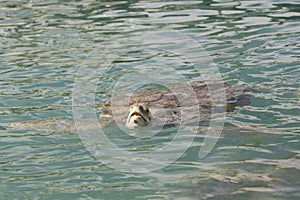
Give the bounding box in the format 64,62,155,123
1,0,300,199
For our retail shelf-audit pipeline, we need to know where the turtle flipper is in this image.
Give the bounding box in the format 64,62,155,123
10,119,76,133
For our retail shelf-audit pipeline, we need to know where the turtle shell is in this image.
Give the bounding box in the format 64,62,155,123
99,81,252,128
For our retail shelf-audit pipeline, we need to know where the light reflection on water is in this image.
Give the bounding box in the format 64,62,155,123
0,0,299,199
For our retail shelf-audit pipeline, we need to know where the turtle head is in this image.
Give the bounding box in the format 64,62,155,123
126,104,151,128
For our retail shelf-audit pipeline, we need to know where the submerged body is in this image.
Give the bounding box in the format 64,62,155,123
10,81,251,132
100,81,251,128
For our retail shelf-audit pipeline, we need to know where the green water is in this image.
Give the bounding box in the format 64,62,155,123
1,0,299,199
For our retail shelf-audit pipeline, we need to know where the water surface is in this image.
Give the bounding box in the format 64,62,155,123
1,0,299,199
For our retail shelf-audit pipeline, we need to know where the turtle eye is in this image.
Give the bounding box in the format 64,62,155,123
138,105,144,111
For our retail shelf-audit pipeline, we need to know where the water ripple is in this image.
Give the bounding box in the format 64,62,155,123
0,0,299,199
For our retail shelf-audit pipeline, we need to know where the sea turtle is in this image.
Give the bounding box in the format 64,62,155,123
10,81,251,132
